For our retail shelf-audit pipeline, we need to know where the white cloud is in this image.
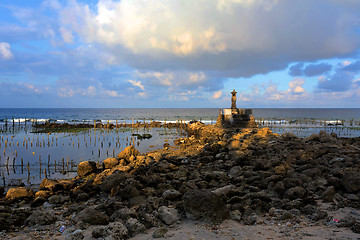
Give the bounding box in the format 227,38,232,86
134,70,219,95
105,90,122,97
217,0,278,12
59,27,74,43
57,85,123,98
212,90,222,99
289,78,305,94
58,87,74,97
342,60,352,66
237,78,309,105
235,76,359,107
128,79,145,91
138,92,147,97
23,83,47,94
137,71,174,87
0,82,50,96
42,0,61,10
0,42,13,59
81,86,96,96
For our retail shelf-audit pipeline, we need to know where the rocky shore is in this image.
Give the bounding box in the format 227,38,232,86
1,122,360,239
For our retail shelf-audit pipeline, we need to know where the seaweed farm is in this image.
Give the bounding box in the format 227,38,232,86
0,123,185,187
255,117,360,138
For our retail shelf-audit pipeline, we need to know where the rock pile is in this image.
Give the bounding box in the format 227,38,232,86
1,123,360,238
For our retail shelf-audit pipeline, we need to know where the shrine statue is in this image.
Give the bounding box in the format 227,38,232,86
231,89,237,109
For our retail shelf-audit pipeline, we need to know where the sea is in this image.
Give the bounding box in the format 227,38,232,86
1,108,360,187
1,108,360,124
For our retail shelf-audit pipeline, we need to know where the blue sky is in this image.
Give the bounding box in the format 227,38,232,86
1,0,360,108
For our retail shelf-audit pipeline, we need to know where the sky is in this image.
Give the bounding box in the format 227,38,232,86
1,0,360,108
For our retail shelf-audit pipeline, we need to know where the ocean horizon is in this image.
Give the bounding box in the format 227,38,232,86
1,108,360,123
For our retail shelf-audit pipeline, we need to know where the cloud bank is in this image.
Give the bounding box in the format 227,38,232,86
0,0,360,107
60,0,360,77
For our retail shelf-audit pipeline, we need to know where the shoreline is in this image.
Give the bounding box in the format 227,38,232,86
0,122,360,239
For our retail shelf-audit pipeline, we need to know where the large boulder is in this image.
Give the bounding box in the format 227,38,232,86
35,190,51,199
30,197,47,207
183,189,229,223
107,222,129,239
40,178,63,192
284,186,307,200
158,206,180,225
117,146,140,161
77,161,97,177
110,207,137,222
162,189,182,200
103,157,119,169
0,208,31,231
73,206,109,225
65,229,84,240
5,187,34,200
319,130,336,142
125,218,146,237
99,171,130,192
25,210,57,226
341,172,360,193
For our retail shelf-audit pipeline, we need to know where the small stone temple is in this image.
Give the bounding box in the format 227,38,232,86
216,89,257,128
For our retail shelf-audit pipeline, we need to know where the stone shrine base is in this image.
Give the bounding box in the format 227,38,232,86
216,108,257,128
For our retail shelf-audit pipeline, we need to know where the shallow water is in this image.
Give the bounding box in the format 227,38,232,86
0,125,185,187
259,122,360,138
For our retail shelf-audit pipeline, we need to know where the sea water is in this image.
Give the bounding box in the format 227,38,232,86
1,108,360,124
0,125,183,187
